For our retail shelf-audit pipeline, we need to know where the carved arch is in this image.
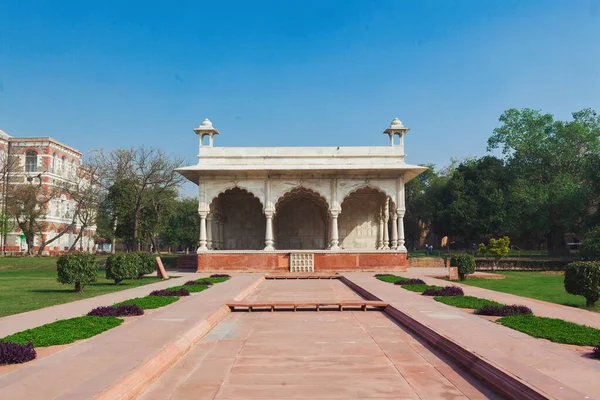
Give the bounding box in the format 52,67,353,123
274,186,330,215
339,183,396,210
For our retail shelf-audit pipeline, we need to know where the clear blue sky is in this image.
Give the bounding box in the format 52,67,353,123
1,1,599,180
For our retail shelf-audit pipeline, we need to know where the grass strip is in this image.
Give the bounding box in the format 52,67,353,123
498,315,600,346
376,275,409,284
434,295,503,309
402,284,443,293
1,316,123,347
167,284,209,293
114,295,179,309
200,277,229,284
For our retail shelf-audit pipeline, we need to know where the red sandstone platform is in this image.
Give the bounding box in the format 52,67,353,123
177,251,408,272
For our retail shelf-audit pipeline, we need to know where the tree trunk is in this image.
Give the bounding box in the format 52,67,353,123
111,216,118,254
133,208,141,251
586,298,596,308
75,281,82,292
69,229,85,253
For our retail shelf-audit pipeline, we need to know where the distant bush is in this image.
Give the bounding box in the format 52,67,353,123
0,341,36,364
474,305,533,317
150,288,190,297
564,261,600,307
56,253,97,292
210,274,231,278
106,254,139,284
393,278,426,286
581,226,600,260
134,252,157,278
422,286,464,297
87,305,144,317
450,253,475,281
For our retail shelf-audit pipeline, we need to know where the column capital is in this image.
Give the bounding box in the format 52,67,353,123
198,210,208,218
264,207,275,218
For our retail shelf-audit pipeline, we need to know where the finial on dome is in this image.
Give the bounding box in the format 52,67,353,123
194,118,219,135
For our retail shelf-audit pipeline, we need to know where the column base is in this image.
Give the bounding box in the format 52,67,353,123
264,244,275,251
197,245,208,253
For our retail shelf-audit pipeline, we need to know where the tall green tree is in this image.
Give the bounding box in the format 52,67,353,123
488,108,600,253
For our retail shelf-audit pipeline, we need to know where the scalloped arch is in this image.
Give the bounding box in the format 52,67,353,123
340,184,396,209
274,185,330,212
208,184,265,211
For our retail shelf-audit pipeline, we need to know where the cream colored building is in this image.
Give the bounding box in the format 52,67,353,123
177,118,425,256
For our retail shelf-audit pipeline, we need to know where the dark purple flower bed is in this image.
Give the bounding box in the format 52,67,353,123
374,273,393,277
185,280,213,286
474,304,533,317
150,288,190,297
393,278,426,286
87,305,144,317
422,286,464,296
593,344,600,359
209,274,231,278
0,341,36,364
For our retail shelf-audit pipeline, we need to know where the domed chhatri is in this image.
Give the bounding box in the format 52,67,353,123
194,118,219,135
383,117,410,146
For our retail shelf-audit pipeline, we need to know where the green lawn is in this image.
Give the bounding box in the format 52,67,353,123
498,315,600,346
434,295,503,309
0,256,168,317
460,271,600,313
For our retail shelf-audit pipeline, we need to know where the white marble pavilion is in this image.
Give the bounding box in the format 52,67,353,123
177,118,426,257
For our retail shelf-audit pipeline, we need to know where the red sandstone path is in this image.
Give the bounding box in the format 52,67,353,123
138,280,497,399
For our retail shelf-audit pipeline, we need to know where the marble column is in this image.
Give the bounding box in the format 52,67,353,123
397,211,406,252
218,217,225,250
197,212,208,252
330,211,340,250
391,213,398,250
206,214,213,250
383,217,390,250
264,210,275,250
377,215,385,250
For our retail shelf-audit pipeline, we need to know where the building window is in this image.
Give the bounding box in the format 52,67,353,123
52,153,57,173
25,151,37,172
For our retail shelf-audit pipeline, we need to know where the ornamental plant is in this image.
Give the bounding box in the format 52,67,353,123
422,286,464,296
56,253,98,292
210,274,231,278
106,253,139,284
476,243,488,257
150,288,190,297
0,341,36,364
393,278,426,286
87,305,144,317
564,261,600,307
450,253,475,281
487,236,510,272
474,305,533,317
185,279,213,286
593,344,600,359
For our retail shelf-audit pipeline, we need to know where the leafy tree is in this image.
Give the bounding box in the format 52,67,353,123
488,108,600,253
487,236,510,271
476,243,488,257
450,253,475,281
57,253,97,292
162,197,199,252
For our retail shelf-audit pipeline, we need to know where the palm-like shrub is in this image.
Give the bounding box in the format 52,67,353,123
57,253,97,292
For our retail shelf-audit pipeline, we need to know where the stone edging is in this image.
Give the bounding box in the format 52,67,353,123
93,276,265,400
339,276,552,400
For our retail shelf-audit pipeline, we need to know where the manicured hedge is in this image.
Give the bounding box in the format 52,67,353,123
0,341,36,365
57,253,98,292
498,315,600,346
1,316,123,347
434,295,503,309
422,286,464,296
114,296,179,309
135,252,157,277
393,278,426,286
87,305,144,317
106,253,139,284
474,304,533,316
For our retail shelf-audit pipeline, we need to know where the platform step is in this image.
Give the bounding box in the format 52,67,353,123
264,274,340,280
226,300,388,312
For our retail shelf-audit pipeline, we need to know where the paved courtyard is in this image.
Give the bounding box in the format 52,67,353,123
138,279,496,399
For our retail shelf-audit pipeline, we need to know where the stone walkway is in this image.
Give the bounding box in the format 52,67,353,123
0,272,200,338
0,274,262,400
403,267,600,329
345,272,600,399
139,279,496,399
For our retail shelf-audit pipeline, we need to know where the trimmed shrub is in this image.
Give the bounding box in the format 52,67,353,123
135,252,157,278
450,253,475,281
210,274,231,278
564,261,600,307
0,341,36,364
106,253,139,284
150,288,190,297
87,305,144,317
422,286,464,297
393,278,426,286
474,305,533,317
56,253,97,292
